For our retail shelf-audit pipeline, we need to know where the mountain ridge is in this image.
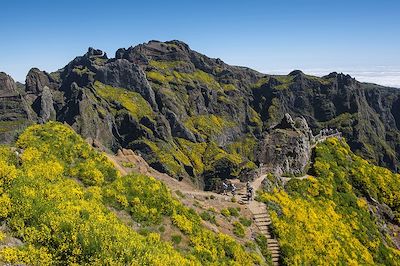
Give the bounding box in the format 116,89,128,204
1,40,400,189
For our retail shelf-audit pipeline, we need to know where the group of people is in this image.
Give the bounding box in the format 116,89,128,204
222,181,236,196
221,180,254,202
320,128,339,136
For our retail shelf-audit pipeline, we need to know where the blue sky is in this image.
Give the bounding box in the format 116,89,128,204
1,0,400,86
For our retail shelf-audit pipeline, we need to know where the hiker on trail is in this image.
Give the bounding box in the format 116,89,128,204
222,181,228,195
246,181,251,190
231,183,237,196
247,186,254,202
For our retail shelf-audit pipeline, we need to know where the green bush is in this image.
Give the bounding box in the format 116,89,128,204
220,209,230,217
228,207,240,217
171,234,182,245
232,221,245,238
239,217,252,227
200,211,217,225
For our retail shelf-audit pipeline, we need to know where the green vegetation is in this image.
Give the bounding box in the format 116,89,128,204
0,120,27,133
147,71,175,84
305,74,334,85
222,84,237,91
254,234,273,263
271,75,294,90
221,209,231,217
148,60,187,70
228,207,240,217
227,136,258,162
200,211,217,225
0,122,264,265
251,77,270,89
143,59,257,182
103,174,176,225
260,138,400,265
94,81,154,120
72,66,93,77
232,221,245,238
184,114,236,139
147,60,221,90
121,161,135,168
171,234,182,245
137,139,192,178
267,98,282,124
239,217,252,227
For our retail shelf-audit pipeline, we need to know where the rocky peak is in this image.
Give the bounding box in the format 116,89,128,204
25,68,57,94
258,113,313,176
115,40,191,65
0,72,32,142
288,70,304,76
0,72,18,96
275,113,296,130
86,47,107,59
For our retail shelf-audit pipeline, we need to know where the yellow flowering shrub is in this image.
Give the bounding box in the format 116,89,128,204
260,138,400,265
0,122,262,265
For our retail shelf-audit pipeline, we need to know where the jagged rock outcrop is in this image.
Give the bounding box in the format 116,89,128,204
258,114,313,176
0,72,32,143
1,40,400,186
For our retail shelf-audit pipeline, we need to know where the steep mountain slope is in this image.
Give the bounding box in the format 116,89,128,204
0,122,266,265
1,40,400,188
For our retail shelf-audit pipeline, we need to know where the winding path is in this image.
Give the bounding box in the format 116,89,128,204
237,175,281,265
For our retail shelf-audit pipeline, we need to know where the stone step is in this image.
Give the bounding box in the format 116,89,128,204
254,218,271,224
269,246,280,251
257,224,269,229
254,215,268,218
257,222,272,227
255,219,271,223
259,227,270,232
253,214,271,220
260,229,271,234
255,216,269,220
253,212,269,217
254,216,269,221
256,219,270,223
272,257,280,262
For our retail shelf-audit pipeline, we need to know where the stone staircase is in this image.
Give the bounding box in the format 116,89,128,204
237,175,281,265
253,210,280,265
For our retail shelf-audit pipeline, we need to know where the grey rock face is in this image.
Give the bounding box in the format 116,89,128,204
38,86,56,123
0,72,32,143
258,114,312,176
96,59,158,110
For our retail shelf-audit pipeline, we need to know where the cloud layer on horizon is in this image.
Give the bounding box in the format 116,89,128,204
265,67,400,88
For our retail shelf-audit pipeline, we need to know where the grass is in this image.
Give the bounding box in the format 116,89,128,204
94,81,154,120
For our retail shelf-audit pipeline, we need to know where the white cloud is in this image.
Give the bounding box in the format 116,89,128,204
263,66,400,88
